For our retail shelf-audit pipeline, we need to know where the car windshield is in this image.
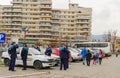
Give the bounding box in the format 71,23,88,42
29,48,44,55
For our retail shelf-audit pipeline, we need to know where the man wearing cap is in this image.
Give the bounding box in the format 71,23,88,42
21,43,29,70
8,42,18,71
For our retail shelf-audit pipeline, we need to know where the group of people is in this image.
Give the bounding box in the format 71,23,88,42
81,47,104,66
8,42,29,71
7,42,105,71
8,42,54,71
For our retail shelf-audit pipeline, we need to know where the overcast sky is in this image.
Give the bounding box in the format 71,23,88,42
0,0,120,36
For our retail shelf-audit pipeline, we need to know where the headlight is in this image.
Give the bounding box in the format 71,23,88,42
48,59,54,62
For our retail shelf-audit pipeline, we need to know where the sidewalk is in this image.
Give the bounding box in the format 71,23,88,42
0,65,48,78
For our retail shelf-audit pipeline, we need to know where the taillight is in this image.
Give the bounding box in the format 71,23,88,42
77,54,80,56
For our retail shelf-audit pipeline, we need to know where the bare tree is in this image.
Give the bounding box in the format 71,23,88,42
103,30,117,53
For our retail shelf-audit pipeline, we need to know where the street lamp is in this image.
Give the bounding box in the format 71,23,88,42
22,27,29,43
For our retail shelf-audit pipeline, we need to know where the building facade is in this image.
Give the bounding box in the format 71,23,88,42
0,0,92,45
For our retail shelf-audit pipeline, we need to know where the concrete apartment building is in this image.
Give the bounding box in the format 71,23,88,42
0,0,92,45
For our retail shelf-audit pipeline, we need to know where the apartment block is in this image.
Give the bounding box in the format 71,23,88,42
0,0,92,45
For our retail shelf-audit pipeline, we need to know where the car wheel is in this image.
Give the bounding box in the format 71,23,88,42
33,60,43,69
4,58,10,66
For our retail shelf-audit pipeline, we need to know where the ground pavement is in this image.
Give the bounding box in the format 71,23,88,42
0,55,120,78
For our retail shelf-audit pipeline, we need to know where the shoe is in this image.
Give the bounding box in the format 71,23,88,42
11,70,16,71
22,69,26,70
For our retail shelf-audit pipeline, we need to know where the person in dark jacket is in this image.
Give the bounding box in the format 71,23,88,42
21,43,29,70
45,45,52,56
34,45,41,51
8,42,18,71
65,45,70,69
86,50,92,66
59,44,70,70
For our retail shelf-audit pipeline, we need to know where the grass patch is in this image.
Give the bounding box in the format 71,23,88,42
0,61,4,65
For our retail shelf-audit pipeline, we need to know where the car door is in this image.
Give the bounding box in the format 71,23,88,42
27,48,33,65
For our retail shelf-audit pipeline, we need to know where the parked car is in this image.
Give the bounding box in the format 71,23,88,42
68,48,82,61
52,48,82,61
1,47,57,69
36,47,60,66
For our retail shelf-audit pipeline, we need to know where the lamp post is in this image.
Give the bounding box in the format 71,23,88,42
22,27,29,43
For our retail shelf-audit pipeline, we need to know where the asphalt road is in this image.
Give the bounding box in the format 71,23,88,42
0,55,120,78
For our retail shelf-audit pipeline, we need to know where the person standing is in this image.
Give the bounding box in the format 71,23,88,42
98,49,103,65
34,45,41,51
65,45,70,69
21,43,29,70
59,44,69,70
93,54,97,65
81,47,87,65
86,50,92,66
45,45,52,56
115,49,119,57
96,52,99,63
8,42,18,71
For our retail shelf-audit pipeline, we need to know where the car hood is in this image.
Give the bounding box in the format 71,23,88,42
33,54,57,60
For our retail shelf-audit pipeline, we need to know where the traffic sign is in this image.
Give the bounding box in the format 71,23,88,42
0,33,6,43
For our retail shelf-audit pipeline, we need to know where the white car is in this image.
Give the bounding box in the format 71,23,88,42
1,47,57,69
68,48,82,61
38,47,60,66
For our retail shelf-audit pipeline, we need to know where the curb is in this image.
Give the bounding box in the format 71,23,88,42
0,72,48,78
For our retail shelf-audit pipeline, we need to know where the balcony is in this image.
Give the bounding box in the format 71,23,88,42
77,16,91,19
11,1,22,4
40,1,52,4
40,29,51,31
40,5,52,9
40,10,52,13
40,24,51,26
40,33,51,36
26,33,40,35
40,15,51,18
22,2,39,4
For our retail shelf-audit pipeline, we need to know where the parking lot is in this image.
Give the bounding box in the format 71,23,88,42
0,55,120,78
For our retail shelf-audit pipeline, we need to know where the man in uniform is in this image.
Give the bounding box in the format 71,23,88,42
21,43,29,70
8,42,18,71
59,44,70,70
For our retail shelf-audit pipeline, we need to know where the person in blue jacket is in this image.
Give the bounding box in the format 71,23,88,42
81,47,87,65
21,43,29,70
45,45,52,56
8,42,18,71
59,44,70,70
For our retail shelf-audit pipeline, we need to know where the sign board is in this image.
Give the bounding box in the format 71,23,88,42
0,33,6,43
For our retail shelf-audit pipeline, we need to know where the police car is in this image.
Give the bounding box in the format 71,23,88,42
1,47,59,69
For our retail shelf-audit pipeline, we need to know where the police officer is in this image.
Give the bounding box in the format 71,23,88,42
8,42,18,71
45,45,52,56
59,44,69,70
21,43,29,70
